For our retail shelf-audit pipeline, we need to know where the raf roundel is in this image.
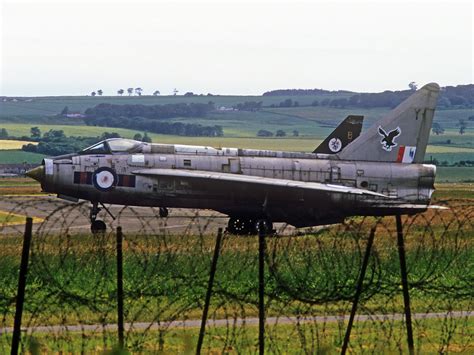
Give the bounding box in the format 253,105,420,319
92,167,118,192
328,137,343,153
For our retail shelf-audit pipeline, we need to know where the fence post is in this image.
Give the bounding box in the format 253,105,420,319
341,227,376,355
11,217,33,355
196,228,223,355
258,224,266,355
396,215,415,355
116,226,124,349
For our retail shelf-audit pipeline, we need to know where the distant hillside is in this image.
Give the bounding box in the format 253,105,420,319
263,84,474,109
262,88,354,96
83,102,223,137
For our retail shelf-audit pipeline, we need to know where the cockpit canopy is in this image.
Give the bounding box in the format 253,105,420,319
80,138,144,155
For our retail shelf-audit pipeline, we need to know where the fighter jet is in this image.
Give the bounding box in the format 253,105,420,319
26,83,440,234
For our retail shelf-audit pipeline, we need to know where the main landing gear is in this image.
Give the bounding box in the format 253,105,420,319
159,207,169,218
90,202,115,234
227,217,273,235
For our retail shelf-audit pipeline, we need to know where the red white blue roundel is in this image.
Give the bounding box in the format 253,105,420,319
92,167,117,192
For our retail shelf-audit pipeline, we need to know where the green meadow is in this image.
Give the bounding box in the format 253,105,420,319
0,95,472,181
0,208,473,353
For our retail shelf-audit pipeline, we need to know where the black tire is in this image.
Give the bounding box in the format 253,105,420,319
159,207,169,218
252,219,273,235
91,220,107,234
228,217,252,235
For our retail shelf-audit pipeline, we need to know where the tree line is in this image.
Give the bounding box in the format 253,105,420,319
83,102,222,137
262,84,474,108
84,102,215,119
263,88,353,96
20,128,152,156
21,129,111,156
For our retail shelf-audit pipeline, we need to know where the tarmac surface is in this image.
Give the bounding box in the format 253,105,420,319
0,194,296,236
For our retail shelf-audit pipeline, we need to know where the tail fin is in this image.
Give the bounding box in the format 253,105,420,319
313,115,363,154
338,83,439,163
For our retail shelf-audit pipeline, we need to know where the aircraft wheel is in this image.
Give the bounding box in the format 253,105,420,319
159,207,169,218
252,219,273,235
228,217,251,235
91,220,107,234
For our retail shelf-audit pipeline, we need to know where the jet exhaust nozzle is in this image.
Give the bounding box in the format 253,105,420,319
26,165,45,183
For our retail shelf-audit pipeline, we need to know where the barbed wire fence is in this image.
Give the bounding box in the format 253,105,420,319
0,196,473,353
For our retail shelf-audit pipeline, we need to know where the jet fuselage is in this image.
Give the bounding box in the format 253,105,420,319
38,145,435,227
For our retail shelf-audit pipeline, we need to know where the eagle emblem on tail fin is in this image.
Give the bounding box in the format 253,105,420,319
378,126,401,151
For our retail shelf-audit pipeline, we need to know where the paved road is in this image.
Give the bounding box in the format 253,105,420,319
0,311,471,334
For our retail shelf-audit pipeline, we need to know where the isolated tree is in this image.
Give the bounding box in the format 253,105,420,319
409,82,418,91
127,88,134,96
133,133,143,141
117,89,124,96
100,132,121,139
311,100,319,107
153,90,160,96
135,88,143,96
257,129,273,137
142,132,152,143
43,129,66,140
0,128,8,138
91,91,97,97
60,106,69,116
97,89,103,96
276,130,286,137
30,127,41,139
431,122,445,135
457,119,468,135
173,88,179,96
292,130,299,137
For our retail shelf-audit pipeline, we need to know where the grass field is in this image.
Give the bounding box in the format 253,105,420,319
1,317,472,354
0,150,45,164
0,94,356,117
0,123,473,152
0,180,472,352
0,201,472,353
435,167,474,182
0,95,472,170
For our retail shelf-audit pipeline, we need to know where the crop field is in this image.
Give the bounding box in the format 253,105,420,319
0,139,37,150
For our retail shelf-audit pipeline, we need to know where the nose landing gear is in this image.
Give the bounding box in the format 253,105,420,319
89,202,115,234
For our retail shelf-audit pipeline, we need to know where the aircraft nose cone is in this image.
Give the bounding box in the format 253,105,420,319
26,165,45,183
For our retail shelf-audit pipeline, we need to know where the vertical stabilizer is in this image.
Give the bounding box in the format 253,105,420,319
338,83,439,163
313,115,363,154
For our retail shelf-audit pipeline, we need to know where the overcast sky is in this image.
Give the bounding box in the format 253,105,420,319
1,0,472,96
